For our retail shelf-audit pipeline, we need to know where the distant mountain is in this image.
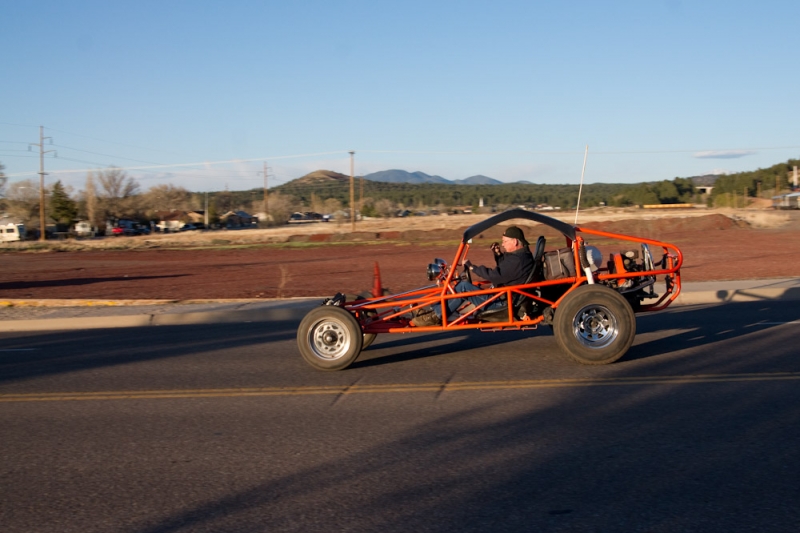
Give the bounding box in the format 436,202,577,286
363,170,451,184
291,170,350,185
452,175,503,185
286,168,506,186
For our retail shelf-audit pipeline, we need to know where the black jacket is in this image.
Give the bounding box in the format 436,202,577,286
471,247,534,287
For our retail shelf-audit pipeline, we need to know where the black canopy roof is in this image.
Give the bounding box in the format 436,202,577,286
461,208,576,243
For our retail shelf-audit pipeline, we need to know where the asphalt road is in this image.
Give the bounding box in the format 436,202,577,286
2,301,800,532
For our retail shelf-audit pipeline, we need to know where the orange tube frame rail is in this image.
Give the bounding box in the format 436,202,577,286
348,224,682,335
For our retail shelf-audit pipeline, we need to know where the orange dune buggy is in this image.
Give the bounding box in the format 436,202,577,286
297,209,683,371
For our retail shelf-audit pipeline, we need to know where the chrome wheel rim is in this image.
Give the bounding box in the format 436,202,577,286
308,318,352,360
572,304,618,349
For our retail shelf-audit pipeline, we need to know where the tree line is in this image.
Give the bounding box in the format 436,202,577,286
273,176,700,213
2,158,797,232
0,167,297,233
708,159,799,207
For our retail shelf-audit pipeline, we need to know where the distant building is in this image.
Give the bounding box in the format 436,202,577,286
691,174,719,195
772,192,800,210
220,210,256,227
0,217,25,242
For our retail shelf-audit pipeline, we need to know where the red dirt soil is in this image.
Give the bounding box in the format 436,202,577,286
1,214,798,300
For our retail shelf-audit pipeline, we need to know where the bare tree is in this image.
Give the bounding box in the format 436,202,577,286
96,167,140,220
266,191,297,225
374,198,395,218
323,197,342,215
213,191,235,215
143,184,192,215
0,161,7,199
309,192,326,213
5,179,41,227
84,172,99,229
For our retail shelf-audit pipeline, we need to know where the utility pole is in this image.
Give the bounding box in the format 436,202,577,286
29,126,56,241
349,151,355,231
360,171,364,219
264,161,269,224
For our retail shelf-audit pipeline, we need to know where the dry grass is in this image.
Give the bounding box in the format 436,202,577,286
0,206,791,253
728,210,791,229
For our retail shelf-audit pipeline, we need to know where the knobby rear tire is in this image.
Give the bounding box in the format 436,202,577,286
553,284,636,365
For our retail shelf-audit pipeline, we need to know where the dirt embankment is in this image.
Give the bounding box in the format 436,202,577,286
0,210,798,300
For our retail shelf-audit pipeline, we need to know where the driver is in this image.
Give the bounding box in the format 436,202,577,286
412,226,534,326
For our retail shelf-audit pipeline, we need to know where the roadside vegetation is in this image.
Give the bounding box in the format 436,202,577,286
0,158,796,243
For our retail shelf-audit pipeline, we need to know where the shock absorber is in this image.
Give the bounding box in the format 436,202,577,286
579,241,595,285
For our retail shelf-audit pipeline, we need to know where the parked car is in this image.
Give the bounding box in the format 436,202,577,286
72,221,93,238
296,209,683,371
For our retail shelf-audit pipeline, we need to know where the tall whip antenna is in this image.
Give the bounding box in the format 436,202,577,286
574,144,588,225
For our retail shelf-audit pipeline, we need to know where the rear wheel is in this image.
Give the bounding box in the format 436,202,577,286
553,285,636,365
297,306,363,371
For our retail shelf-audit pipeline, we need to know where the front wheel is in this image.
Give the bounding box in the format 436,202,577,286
297,306,363,371
362,333,377,350
553,285,636,365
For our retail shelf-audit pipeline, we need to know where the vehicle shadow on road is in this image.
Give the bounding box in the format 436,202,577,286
5,305,800,532
352,329,538,368
627,300,800,370
0,319,300,384
354,300,800,370
117,348,800,533
0,274,188,291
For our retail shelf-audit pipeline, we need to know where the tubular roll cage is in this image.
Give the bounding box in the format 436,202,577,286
347,209,683,334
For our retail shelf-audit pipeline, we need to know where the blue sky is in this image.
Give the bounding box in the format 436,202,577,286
2,0,799,193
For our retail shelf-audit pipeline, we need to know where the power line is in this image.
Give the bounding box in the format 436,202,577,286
43,126,187,157
55,156,119,167
51,143,163,165
359,145,800,156
4,150,349,177
0,121,39,128
5,142,798,182
29,126,55,242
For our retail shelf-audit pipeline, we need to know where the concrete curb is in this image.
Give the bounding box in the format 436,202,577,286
1,279,798,332
673,278,800,306
674,288,800,306
0,298,308,308
0,305,317,332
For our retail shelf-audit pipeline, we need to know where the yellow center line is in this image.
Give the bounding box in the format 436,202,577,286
2,372,800,403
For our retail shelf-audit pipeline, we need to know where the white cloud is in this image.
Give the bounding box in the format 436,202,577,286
693,150,757,159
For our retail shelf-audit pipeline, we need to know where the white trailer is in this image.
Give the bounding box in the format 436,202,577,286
0,221,26,242
772,193,800,209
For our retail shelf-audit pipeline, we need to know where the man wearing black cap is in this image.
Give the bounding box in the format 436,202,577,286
413,225,534,326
